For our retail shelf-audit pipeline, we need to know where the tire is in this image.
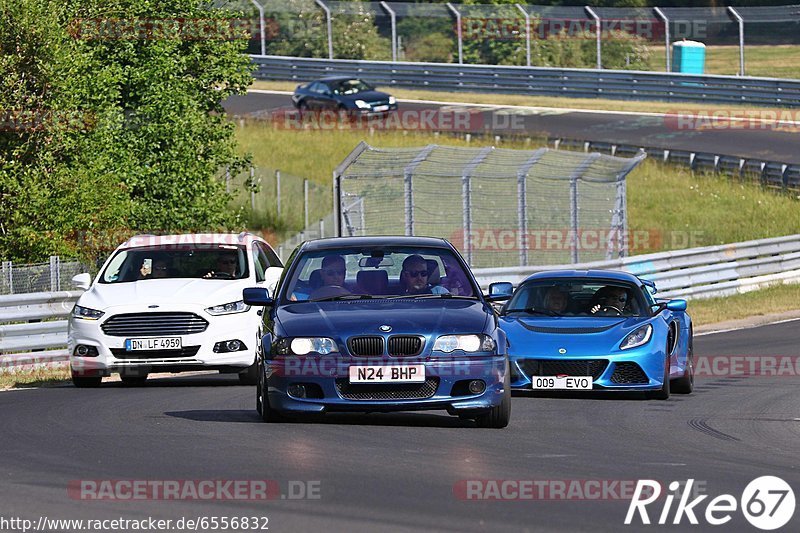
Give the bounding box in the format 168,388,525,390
120,375,148,386
475,361,511,429
647,352,671,400
238,362,258,385
256,360,287,422
298,101,309,118
72,374,102,388
671,330,694,394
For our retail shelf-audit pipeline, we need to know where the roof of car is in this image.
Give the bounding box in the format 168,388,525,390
317,76,361,83
119,232,267,250
300,236,451,252
522,269,644,285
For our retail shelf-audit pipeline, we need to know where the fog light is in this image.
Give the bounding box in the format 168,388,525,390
468,380,486,394
288,384,306,399
226,340,241,352
74,345,98,357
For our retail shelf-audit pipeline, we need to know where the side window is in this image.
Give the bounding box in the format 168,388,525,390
259,243,282,268
251,246,266,282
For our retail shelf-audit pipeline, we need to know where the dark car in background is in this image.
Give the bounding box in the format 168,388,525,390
291,77,397,116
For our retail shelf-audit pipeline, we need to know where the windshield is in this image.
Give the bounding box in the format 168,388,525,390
504,279,646,318
333,79,373,95
100,244,249,283
282,247,476,302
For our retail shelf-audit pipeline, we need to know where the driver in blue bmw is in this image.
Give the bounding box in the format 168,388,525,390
399,255,449,296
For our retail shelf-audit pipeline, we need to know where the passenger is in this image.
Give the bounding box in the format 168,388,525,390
139,258,170,280
319,255,346,288
441,257,471,296
543,287,569,314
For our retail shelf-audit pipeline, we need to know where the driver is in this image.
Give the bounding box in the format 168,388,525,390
319,255,346,288
590,286,628,315
399,255,449,296
204,253,237,278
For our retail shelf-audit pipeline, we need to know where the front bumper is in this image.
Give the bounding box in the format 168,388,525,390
509,347,669,391
265,355,507,415
68,306,259,376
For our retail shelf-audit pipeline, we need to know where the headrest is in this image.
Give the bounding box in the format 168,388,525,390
425,259,441,285
309,269,323,289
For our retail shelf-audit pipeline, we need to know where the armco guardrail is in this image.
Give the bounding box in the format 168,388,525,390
472,234,800,299
251,55,800,108
0,291,82,369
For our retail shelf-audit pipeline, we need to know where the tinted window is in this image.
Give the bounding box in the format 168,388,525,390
100,245,249,283
504,279,645,317
282,247,475,302
332,79,373,95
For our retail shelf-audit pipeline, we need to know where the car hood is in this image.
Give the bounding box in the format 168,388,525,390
338,90,390,103
78,279,254,310
500,315,652,356
276,299,490,338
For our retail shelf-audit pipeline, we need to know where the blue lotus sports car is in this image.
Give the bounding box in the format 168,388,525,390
242,237,511,427
498,270,693,399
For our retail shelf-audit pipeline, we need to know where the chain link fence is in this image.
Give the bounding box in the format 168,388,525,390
333,142,645,268
0,257,87,295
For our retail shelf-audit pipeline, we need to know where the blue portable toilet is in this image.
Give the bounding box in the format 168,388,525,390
672,40,706,74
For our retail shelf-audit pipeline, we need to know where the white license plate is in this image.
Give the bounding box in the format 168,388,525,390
125,337,182,351
531,376,593,390
373,105,389,112
349,365,425,383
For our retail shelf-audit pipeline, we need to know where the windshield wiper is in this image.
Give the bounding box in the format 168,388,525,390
504,308,561,317
384,293,476,300
310,294,375,302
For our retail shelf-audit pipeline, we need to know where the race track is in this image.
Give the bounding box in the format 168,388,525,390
224,92,800,165
2,320,798,532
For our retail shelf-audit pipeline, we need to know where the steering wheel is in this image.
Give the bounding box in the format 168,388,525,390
211,271,235,279
600,305,623,316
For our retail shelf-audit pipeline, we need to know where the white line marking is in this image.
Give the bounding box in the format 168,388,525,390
696,316,800,337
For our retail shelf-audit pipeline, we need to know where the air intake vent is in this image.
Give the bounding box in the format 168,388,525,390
388,336,424,357
101,313,208,337
348,336,384,356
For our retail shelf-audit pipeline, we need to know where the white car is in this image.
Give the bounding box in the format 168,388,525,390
68,232,283,387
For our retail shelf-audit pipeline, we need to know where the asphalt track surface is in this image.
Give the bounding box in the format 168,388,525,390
224,92,800,165
1,320,798,532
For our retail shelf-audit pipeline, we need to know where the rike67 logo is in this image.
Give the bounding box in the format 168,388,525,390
626,477,795,530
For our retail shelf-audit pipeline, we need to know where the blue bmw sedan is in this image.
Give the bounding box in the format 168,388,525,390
242,237,511,427
498,270,693,399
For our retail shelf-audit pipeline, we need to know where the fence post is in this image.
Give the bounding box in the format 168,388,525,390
727,7,745,76
304,179,309,229
446,2,463,65
462,147,493,266
319,219,325,239
569,153,602,263
315,0,334,59
517,148,548,266
49,256,60,292
516,4,531,67
653,7,670,72
380,1,397,62
275,170,281,216
248,0,266,56
2,261,12,294
250,166,256,211
585,6,601,69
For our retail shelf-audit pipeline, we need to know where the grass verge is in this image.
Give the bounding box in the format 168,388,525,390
649,44,800,80
0,365,71,390
687,283,800,327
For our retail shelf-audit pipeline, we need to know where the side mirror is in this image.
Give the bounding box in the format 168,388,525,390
72,273,91,290
666,299,687,312
243,287,274,307
486,282,513,302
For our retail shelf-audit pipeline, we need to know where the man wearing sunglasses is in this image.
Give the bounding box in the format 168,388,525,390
589,286,629,315
319,255,346,288
399,255,449,296
204,252,239,279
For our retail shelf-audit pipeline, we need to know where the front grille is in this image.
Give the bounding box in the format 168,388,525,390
335,378,439,400
517,323,619,334
518,359,608,380
348,336,384,356
388,336,424,357
101,313,208,337
610,362,649,384
110,346,201,359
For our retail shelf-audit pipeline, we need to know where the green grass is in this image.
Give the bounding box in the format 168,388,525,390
649,44,800,80
0,366,70,390
688,283,800,326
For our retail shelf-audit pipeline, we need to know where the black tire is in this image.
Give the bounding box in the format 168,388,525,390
298,101,309,118
475,361,511,428
72,374,102,388
647,352,671,400
238,362,258,385
256,360,287,422
671,330,694,394
120,374,148,386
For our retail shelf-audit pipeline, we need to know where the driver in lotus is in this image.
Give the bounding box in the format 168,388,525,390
590,286,628,315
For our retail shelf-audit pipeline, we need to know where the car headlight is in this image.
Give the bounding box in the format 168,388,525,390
72,305,104,320
388,96,396,105
433,334,495,353
205,300,250,316
620,324,653,350
354,99,370,109
289,337,338,356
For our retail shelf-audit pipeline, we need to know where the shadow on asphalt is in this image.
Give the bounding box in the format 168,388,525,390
164,409,479,428
512,390,653,401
